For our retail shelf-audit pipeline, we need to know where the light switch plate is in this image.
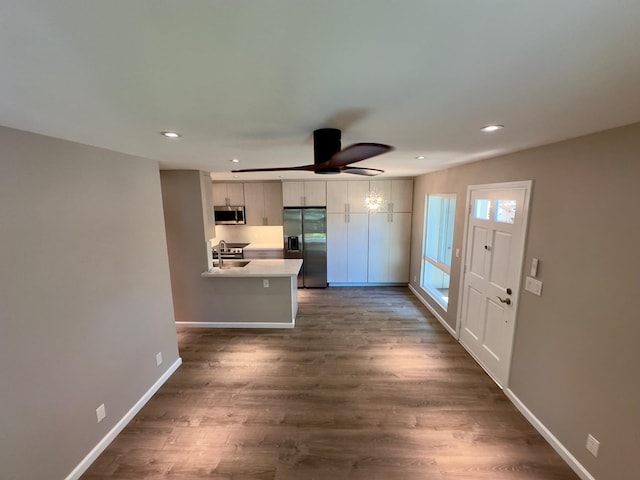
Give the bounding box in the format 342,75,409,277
530,258,539,277
525,276,543,296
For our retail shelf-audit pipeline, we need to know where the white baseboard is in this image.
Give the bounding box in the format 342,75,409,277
408,285,594,479
175,321,294,329
65,357,182,480
504,389,596,480
408,284,457,338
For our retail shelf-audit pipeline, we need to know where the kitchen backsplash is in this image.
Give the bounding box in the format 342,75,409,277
210,225,283,245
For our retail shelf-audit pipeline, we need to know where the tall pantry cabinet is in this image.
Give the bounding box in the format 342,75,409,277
326,181,370,283
367,179,413,283
326,179,413,284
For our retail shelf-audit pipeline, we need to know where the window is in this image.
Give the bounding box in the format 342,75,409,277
421,194,456,310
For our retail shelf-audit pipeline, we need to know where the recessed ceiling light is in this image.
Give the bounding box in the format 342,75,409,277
480,125,504,133
416,155,425,160
230,158,240,163
160,131,181,138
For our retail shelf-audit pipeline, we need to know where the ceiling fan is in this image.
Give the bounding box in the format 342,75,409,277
231,128,393,176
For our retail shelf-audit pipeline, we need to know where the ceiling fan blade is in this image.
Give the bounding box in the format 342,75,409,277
231,164,317,173
324,143,393,168
342,167,385,176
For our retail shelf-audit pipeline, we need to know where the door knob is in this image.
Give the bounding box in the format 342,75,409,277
497,296,511,305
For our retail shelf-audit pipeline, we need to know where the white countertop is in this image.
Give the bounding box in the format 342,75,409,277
243,242,284,251
201,259,302,278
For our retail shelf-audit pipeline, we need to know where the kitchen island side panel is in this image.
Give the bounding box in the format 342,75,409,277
197,276,295,324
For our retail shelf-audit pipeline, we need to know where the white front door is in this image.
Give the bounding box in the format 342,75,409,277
458,181,532,387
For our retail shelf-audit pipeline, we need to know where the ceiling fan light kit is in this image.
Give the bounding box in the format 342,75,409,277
231,128,393,176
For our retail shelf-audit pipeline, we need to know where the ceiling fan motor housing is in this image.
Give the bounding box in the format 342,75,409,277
313,128,342,174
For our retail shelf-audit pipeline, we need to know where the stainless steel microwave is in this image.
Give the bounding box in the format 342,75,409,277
214,205,246,225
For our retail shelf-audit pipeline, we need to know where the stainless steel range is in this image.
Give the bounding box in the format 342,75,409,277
212,242,249,260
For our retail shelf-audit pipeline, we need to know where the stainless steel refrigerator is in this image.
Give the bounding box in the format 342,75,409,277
283,207,327,288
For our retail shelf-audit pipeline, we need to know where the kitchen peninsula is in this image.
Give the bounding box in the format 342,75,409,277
199,259,302,328
161,170,302,329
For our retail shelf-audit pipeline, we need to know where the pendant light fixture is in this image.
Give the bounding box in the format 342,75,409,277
364,190,385,213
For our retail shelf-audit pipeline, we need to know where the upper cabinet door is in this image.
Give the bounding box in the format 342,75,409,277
227,183,245,205
282,181,326,206
243,183,264,226
303,181,327,206
326,180,370,212
212,182,245,206
369,179,413,212
347,181,371,213
263,182,283,225
369,180,392,212
326,182,348,213
391,179,414,212
212,183,228,206
240,182,283,225
282,182,304,206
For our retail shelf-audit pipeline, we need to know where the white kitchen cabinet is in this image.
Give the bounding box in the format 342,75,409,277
212,182,244,206
326,180,370,213
263,182,284,225
200,172,216,240
243,182,283,226
282,181,326,206
368,212,411,283
369,179,414,213
327,212,369,283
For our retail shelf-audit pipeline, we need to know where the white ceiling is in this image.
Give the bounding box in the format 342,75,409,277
2,1,640,180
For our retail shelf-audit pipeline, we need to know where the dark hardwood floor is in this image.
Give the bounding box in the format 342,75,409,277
82,287,579,479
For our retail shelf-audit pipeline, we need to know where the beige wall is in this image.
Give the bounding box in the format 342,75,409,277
160,170,212,323
0,126,180,479
410,122,640,480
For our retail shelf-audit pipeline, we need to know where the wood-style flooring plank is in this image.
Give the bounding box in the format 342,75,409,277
81,287,578,480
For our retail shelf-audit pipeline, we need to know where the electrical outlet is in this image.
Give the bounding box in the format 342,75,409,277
586,434,600,457
263,279,269,288
156,352,163,366
413,275,417,282
96,403,106,423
